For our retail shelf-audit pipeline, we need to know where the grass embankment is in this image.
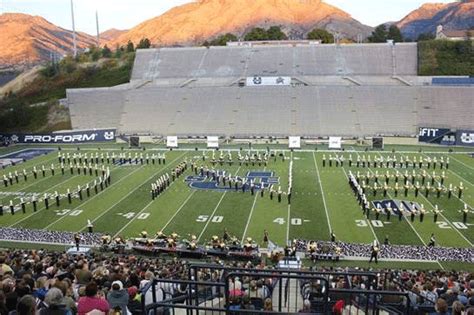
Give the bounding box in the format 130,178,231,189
0,52,134,133
418,39,474,75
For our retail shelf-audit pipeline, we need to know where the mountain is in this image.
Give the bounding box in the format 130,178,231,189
0,13,96,67
100,28,127,44
109,0,372,47
397,0,474,40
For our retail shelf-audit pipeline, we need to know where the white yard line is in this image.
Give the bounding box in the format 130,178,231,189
286,204,291,245
241,164,272,244
312,152,332,233
197,165,243,242
448,155,474,172
416,190,473,247
6,172,56,193
112,153,188,237
340,167,379,242
161,191,197,231
286,152,293,244
368,152,445,269
197,192,228,242
241,193,259,244
8,174,92,227
42,165,147,230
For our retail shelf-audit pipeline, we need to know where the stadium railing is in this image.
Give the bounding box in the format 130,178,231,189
432,77,474,85
141,264,413,314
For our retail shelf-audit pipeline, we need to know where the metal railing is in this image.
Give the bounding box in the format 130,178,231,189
140,265,414,314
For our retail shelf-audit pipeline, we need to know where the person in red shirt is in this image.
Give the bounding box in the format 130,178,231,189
77,282,110,315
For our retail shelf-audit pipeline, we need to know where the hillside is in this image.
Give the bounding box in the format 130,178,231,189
109,0,372,46
100,28,127,43
0,52,134,133
0,13,96,67
397,0,474,40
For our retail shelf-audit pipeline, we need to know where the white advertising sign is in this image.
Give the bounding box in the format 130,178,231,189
207,136,219,148
166,136,178,148
288,136,301,149
328,137,342,149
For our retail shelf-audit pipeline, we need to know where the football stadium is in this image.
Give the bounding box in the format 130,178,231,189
1,41,474,314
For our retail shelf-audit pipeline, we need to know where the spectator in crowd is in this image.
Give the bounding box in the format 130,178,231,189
77,282,109,315
75,261,92,285
452,301,465,315
39,288,71,315
107,281,129,314
126,286,142,315
15,295,36,315
241,295,255,311
434,298,448,315
263,298,273,311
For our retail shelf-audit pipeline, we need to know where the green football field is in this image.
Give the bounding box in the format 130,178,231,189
0,144,473,253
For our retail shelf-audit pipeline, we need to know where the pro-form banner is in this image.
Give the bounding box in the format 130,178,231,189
418,127,455,145
246,76,291,86
456,130,474,147
0,129,116,144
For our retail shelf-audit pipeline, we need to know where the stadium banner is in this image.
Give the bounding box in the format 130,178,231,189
0,129,116,144
246,76,291,86
456,130,474,147
166,136,178,148
288,136,301,149
328,137,342,149
418,127,455,145
207,136,219,148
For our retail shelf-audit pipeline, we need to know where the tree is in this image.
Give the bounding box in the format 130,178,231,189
205,33,238,46
137,38,151,49
266,26,287,40
388,25,403,42
244,27,269,41
307,28,334,43
126,40,135,53
368,24,388,43
114,44,123,58
417,33,435,42
101,45,112,58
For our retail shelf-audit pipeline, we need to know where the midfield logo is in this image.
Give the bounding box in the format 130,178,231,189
372,199,422,214
185,171,279,192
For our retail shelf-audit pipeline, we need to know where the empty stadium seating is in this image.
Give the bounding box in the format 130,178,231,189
130,43,418,81
67,43,474,138
66,84,473,137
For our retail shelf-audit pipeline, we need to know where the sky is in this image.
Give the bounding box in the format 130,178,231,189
1,0,455,34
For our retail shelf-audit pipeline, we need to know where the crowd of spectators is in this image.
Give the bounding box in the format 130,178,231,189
1,228,472,264
0,248,473,314
0,229,102,247
295,239,474,263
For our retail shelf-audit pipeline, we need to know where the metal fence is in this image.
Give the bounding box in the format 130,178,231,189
140,264,419,314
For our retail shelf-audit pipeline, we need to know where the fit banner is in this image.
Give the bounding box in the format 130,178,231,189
418,127,455,145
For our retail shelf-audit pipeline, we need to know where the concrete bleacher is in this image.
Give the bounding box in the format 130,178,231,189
107,85,474,137
68,88,125,130
68,42,474,138
130,43,418,82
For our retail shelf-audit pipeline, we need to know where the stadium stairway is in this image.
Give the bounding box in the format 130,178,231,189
272,278,304,313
